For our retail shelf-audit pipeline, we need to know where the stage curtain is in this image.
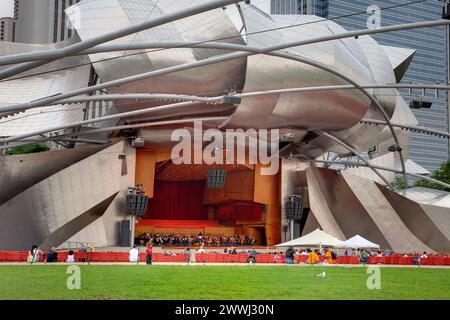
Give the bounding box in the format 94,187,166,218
217,202,262,221
145,180,208,220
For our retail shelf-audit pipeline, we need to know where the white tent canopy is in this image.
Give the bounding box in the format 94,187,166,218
275,228,342,247
336,235,380,249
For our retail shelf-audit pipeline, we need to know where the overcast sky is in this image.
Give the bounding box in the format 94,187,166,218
0,0,14,18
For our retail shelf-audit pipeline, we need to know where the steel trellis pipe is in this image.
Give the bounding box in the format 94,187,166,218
0,101,204,144
0,0,245,79
0,45,409,183
301,159,450,190
0,117,229,150
316,131,395,190
2,19,450,114
3,22,447,183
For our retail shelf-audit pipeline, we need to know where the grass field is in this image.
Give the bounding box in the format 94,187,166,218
0,265,449,300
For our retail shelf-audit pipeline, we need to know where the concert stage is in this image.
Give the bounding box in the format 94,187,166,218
134,150,281,246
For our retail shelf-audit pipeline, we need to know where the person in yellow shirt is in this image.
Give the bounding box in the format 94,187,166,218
307,249,320,264
325,249,336,264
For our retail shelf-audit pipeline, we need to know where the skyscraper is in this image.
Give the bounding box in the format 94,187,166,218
14,0,81,44
0,17,16,42
271,0,449,173
271,0,328,16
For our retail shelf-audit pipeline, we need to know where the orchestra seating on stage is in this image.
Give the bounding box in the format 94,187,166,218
135,219,236,237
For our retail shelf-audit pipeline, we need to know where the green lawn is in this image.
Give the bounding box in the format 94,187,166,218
0,265,449,300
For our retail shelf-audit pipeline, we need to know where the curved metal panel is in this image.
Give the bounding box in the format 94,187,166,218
0,145,106,206
0,38,92,136
70,0,247,102
343,171,432,253
0,141,134,250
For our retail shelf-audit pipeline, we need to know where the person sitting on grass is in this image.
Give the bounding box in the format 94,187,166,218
325,248,336,264
45,247,59,263
285,246,295,264
27,245,42,263
306,249,320,264
66,250,75,263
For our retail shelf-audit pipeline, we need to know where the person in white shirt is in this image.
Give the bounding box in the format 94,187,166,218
197,245,205,254
420,252,428,259
129,245,139,263
66,250,75,263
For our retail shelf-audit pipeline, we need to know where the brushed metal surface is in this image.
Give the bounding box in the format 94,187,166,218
0,145,106,205
305,167,346,240
0,141,135,250
343,171,432,253
379,185,450,252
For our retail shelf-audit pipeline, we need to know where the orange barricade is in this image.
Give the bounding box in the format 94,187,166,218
433,257,445,265
444,257,450,266
57,252,69,262
255,254,266,263
348,256,360,264
114,252,129,262
295,255,308,264
399,256,414,265
341,256,351,264
383,256,392,264
368,256,377,264
391,256,400,265
195,253,203,263
237,254,248,263
75,252,87,262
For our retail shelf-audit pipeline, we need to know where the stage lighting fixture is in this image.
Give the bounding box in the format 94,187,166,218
443,1,450,20
280,132,295,143
207,169,227,188
388,144,403,153
222,96,242,105
410,96,432,109
132,137,145,148
284,195,304,220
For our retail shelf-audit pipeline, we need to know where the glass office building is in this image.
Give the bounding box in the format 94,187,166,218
271,0,329,16
271,0,449,173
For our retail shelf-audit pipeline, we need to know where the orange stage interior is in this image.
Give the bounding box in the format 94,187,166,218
134,149,281,245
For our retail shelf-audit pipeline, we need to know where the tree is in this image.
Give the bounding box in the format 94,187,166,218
414,160,450,192
5,143,50,156
392,176,407,190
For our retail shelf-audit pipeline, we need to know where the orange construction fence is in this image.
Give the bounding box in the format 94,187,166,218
1,251,450,265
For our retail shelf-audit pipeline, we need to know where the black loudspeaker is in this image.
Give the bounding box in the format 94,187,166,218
207,169,227,188
410,97,432,109
443,3,450,20
284,195,304,220
119,220,131,247
126,187,149,217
